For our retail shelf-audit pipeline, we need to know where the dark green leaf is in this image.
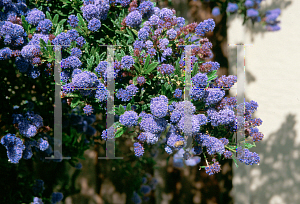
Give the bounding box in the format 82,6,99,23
52,14,59,25
119,104,125,115
192,62,198,77
144,62,158,75
144,55,151,69
126,103,131,111
70,98,80,109
58,19,66,26
46,11,52,21
115,128,124,138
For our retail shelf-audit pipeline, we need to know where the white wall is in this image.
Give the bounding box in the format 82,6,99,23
227,0,300,203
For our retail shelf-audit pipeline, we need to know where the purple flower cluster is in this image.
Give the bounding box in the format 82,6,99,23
137,76,146,86
88,18,101,32
134,142,144,157
237,147,260,165
36,19,52,33
12,111,43,138
195,18,215,36
116,84,138,102
207,108,235,127
226,2,238,13
215,75,237,88
121,55,134,69
1,133,25,163
68,15,79,27
265,8,281,31
83,105,94,115
212,7,220,17
191,72,208,88
157,64,174,75
25,8,45,25
205,161,221,175
173,88,182,98
198,133,225,155
150,95,169,118
125,10,142,28
119,111,139,127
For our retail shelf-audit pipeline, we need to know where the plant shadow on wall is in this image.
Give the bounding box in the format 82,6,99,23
227,46,256,86
234,113,300,204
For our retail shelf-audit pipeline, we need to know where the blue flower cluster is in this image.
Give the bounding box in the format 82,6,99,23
116,84,138,102
150,95,168,118
120,110,139,127
265,8,281,31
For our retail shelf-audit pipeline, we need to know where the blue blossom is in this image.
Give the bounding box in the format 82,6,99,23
1,133,25,163
36,19,52,33
204,89,225,106
140,115,166,134
121,55,134,69
125,10,142,28
157,64,174,75
162,47,172,57
88,18,101,31
116,0,131,7
245,0,254,8
140,185,151,194
133,142,144,157
52,32,71,47
247,8,259,18
132,191,142,204
51,192,63,204
138,28,149,41
66,29,79,41
76,36,86,47
176,17,185,27
32,179,45,195
212,7,220,16
145,132,159,144
199,134,225,155
83,105,93,115
26,8,45,26
191,72,208,88
236,147,260,165
223,150,232,158
68,14,79,27
138,1,154,18
173,88,182,98
159,8,173,20
137,132,147,142
81,4,100,21
226,2,238,13
149,14,159,26
31,197,44,204
137,76,146,86
133,40,145,50
166,28,176,40
195,18,215,36
0,47,12,60
61,56,82,69
145,40,153,49
150,95,168,118
119,111,138,127
165,146,173,154
21,45,40,59
177,114,201,135
205,161,221,175
38,138,49,151
158,38,169,50
70,47,82,58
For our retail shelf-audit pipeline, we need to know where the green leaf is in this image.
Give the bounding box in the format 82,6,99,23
21,16,28,32
52,14,59,25
46,11,52,21
115,127,124,138
70,98,80,109
192,62,198,77
119,104,125,115
243,142,256,149
126,103,131,111
144,55,151,69
144,62,158,75
87,56,94,70
232,157,239,168
30,27,36,33
58,19,67,26
77,13,85,27
207,70,218,82
133,76,138,86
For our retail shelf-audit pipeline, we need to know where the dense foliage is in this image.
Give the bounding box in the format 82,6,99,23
0,0,265,203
